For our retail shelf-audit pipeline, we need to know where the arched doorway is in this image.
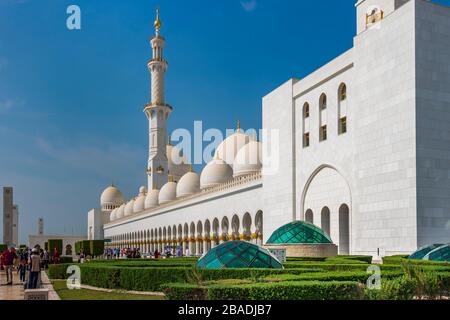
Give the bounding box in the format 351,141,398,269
339,204,350,254
321,207,331,236
305,209,314,224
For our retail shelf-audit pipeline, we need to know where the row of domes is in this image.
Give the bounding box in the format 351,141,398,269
104,130,262,222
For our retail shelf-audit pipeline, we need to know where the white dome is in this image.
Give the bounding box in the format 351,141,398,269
133,195,146,213
124,200,135,216
159,181,177,204
214,130,252,167
177,171,200,198
100,185,125,211
200,158,233,189
145,189,160,209
233,141,262,177
139,186,148,195
110,208,117,221
116,204,125,219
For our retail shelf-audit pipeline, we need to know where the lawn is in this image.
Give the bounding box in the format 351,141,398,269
51,280,165,300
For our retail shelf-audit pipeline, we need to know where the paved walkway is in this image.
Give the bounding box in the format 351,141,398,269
0,268,60,300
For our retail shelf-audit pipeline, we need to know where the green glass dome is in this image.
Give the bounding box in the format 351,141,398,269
267,221,333,245
196,241,283,269
423,244,450,262
409,244,443,260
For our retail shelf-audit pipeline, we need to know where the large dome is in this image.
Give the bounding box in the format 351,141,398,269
200,158,233,189
124,200,135,216
267,221,333,245
177,171,200,197
116,204,125,219
197,241,283,269
145,189,160,209
214,130,252,167
133,186,147,213
233,141,262,177
100,185,125,211
159,181,177,204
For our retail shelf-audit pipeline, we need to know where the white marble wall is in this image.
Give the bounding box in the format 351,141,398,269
415,0,450,246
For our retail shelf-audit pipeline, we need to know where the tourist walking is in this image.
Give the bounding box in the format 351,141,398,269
3,247,18,285
29,248,41,289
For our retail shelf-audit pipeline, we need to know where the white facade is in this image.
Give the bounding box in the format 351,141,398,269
88,1,450,257
28,234,86,257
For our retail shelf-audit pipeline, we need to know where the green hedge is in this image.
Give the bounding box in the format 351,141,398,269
163,281,364,300
47,263,324,292
48,239,63,256
90,240,104,257
59,256,73,264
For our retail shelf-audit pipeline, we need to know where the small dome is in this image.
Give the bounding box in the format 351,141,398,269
177,171,200,197
200,158,233,189
233,141,262,177
110,208,117,222
116,204,125,219
133,195,146,213
159,181,177,204
145,189,160,209
267,221,333,245
214,130,252,167
197,241,283,269
139,186,148,195
124,200,135,216
100,185,125,211
409,244,444,260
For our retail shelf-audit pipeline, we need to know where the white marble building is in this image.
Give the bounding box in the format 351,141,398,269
88,0,450,257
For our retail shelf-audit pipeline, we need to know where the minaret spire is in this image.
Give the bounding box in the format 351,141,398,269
144,6,172,191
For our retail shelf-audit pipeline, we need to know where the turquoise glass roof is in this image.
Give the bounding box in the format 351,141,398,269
409,244,443,260
423,244,450,262
266,221,333,245
196,241,283,269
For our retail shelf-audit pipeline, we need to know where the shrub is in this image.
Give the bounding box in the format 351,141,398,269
59,256,74,264
207,281,364,300
161,283,208,300
382,255,410,264
90,240,104,257
48,239,63,257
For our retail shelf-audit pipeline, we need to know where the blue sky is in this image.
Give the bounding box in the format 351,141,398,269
1,0,449,244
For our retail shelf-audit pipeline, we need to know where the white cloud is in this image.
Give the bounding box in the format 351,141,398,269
241,0,257,12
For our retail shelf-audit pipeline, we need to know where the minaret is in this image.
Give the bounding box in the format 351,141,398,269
144,7,172,191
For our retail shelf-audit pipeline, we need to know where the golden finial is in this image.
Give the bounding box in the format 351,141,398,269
154,7,162,32
237,119,241,131
168,134,172,146
168,175,174,183
188,164,193,172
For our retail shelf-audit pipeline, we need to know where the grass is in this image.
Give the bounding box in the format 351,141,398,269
51,280,165,300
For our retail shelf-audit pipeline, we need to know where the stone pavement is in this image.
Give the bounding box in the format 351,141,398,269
0,268,60,300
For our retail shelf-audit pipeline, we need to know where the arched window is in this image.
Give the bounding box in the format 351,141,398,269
319,94,327,142
338,83,347,135
302,103,310,148
305,209,314,224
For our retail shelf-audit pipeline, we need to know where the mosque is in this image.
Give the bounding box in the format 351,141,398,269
87,0,450,258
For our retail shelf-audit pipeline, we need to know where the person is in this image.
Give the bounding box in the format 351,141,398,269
4,247,18,285
29,248,41,289
17,259,27,283
52,247,60,264
154,249,160,259
185,247,190,257
42,249,49,270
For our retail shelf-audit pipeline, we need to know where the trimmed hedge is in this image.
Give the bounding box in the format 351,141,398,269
90,240,104,257
59,256,73,264
48,263,324,292
164,281,364,300
48,239,63,256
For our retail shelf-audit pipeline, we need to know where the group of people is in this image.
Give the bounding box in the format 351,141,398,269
0,246,45,289
102,246,187,260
